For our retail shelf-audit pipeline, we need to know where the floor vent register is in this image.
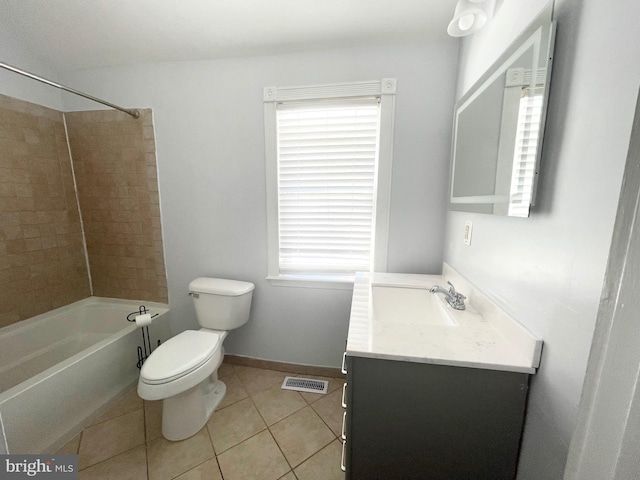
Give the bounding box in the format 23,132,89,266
281,376,329,394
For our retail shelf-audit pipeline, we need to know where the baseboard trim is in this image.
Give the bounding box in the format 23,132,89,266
224,354,343,378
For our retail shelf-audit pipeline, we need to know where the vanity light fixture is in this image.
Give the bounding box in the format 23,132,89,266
447,0,491,37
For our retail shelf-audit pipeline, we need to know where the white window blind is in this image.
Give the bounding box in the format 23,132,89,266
509,87,543,217
276,98,381,275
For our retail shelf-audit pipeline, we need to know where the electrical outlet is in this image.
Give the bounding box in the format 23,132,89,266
464,220,473,245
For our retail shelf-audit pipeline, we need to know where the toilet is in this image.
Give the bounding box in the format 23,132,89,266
137,277,254,441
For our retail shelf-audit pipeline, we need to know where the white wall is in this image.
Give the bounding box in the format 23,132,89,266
62,41,459,367
0,28,64,110
446,0,640,478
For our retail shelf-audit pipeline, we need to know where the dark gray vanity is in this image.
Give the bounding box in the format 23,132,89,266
343,356,530,479
342,270,542,479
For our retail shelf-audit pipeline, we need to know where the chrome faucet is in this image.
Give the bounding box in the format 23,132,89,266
429,281,466,310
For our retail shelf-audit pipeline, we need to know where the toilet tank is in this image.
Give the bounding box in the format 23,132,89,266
188,278,255,330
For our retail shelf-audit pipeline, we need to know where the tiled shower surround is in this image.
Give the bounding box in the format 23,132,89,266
66,110,167,303
0,95,90,327
0,94,167,328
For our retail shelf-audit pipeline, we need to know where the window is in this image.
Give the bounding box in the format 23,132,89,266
263,79,397,288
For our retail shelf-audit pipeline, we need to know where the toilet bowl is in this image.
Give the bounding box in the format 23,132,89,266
137,277,254,441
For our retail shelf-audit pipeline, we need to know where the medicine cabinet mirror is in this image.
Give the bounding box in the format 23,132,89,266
449,6,556,217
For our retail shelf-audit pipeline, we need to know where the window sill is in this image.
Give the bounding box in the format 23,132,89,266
266,274,355,290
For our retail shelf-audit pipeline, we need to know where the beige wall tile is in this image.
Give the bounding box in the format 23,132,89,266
66,108,167,304
0,98,167,325
0,94,90,325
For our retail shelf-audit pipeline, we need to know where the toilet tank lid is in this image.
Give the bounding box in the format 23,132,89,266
189,277,255,296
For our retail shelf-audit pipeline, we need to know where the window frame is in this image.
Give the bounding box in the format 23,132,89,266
263,79,397,289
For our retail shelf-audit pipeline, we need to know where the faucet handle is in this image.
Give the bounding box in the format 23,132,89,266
448,281,466,302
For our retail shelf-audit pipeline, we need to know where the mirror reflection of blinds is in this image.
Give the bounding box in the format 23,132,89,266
509,87,544,217
276,97,381,274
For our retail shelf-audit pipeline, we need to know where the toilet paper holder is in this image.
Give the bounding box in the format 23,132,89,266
126,305,161,369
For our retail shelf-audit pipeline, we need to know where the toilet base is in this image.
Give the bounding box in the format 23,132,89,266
161,378,227,441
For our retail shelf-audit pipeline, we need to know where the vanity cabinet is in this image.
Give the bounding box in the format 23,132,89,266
342,355,530,480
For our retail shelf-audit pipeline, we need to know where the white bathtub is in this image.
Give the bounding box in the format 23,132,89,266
0,297,171,454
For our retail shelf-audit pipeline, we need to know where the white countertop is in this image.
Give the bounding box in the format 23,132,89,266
346,268,542,374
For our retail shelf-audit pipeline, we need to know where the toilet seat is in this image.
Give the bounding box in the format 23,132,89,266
140,330,221,384
138,329,223,401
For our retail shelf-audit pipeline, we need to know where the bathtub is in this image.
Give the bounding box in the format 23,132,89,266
0,297,171,454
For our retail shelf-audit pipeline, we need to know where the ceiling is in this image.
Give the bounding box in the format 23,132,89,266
0,0,459,72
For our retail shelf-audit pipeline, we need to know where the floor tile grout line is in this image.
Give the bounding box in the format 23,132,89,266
77,440,146,473
84,383,141,429
75,430,83,455
271,423,337,473
201,411,224,477
215,456,224,480
85,407,143,429
308,390,344,438
212,372,248,414
77,409,146,471
215,425,269,457
171,417,217,477
228,366,319,422
250,390,309,428
266,395,320,430
167,455,220,480
145,442,150,480
292,408,338,469
280,469,299,480
266,405,337,472
210,391,307,460
266,424,296,473
246,392,272,429
210,391,311,457
210,412,270,457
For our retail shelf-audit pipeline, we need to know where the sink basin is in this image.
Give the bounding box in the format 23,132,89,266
371,285,456,327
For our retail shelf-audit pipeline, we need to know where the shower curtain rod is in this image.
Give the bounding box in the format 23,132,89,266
0,61,140,119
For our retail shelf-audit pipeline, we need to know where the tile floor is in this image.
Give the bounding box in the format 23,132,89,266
56,363,346,480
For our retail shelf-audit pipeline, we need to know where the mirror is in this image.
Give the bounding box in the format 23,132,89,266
449,7,556,217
